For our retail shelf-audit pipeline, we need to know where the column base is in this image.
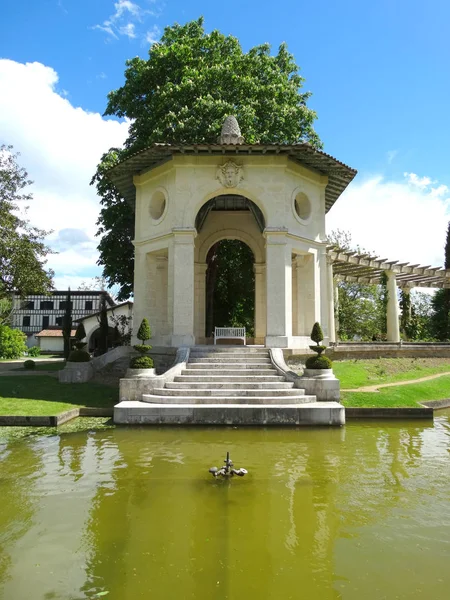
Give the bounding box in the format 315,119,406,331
171,334,195,347
265,335,292,348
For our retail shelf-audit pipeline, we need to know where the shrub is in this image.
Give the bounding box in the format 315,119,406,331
68,349,91,362
309,345,326,354
27,346,41,357
23,359,35,370
0,325,27,359
133,344,150,354
311,322,324,345
305,355,332,369
130,355,154,369
137,318,151,344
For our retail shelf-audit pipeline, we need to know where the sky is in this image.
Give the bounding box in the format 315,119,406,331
1,0,450,291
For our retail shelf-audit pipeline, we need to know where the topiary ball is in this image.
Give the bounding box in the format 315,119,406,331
305,355,333,370
68,349,91,362
130,355,154,369
133,344,152,354
24,359,35,370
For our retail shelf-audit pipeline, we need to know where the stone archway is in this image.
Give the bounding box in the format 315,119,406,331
193,195,266,344
204,239,255,340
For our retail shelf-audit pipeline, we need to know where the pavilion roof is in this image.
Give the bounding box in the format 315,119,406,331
328,246,450,288
106,143,357,213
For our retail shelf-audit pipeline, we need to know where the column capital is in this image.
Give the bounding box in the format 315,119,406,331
253,263,266,275
263,227,289,245
172,227,197,244
194,262,208,274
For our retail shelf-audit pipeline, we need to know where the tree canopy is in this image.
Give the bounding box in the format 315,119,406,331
93,17,321,299
0,145,53,299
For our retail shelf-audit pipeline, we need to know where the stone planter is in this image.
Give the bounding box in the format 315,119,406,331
299,368,340,402
125,368,156,378
59,361,93,383
303,368,335,379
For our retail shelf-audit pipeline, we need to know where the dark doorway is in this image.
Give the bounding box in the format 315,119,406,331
88,327,116,353
205,240,255,338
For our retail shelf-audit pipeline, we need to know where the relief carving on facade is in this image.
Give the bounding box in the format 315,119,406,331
216,161,244,188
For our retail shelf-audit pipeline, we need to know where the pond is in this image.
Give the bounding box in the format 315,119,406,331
1,412,450,600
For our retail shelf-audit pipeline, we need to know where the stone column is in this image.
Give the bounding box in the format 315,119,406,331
264,230,292,347
318,247,330,340
327,257,336,343
131,247,148,345
194,263,207,342
334,279,339,341
254,263,266,343
386,270,400,342
168,228,196,346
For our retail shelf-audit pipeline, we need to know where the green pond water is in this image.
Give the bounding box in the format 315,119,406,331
1,413,450,600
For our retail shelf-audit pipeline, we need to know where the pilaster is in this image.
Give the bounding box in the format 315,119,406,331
264,229,292,347
168,228,197,346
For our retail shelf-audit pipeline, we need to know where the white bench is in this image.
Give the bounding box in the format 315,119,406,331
214,327,246,345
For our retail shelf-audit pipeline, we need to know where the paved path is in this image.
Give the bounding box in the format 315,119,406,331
343,371,450,393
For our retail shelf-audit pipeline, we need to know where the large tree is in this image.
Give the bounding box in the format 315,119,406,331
0,145,53,298
93,17,321,300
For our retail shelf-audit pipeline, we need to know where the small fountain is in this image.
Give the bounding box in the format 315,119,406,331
209,452,247,478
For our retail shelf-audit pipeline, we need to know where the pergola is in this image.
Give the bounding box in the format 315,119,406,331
326,246,450,343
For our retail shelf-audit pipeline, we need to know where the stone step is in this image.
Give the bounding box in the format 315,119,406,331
154,387,304,397
188,357,272,364
189,349,268,356
175,375,285,383
166,381,295,390
187,362,273,370
142,395,316,405
181,368,277,376
114,401,345,426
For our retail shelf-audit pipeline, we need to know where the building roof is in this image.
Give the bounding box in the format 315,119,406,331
106,143,357,213
329,246,450,288
35,328,77,338
74,301,133,323
12,290,116,304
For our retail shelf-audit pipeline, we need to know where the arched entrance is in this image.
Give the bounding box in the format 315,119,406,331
194,194,266,344
205,239,255,339
88,326,116,354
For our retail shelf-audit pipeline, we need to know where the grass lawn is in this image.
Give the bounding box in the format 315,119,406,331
332,357,450,389
0,376,118,416
342,374,450,407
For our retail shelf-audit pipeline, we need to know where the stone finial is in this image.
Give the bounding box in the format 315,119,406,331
218,115,244,145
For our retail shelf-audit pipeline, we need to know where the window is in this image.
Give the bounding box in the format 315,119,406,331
85,300,93,310
23,316,30,327
60,301,73,310
42,316,50,328
40,301,54,310
22,301,34,310
55,317,63,326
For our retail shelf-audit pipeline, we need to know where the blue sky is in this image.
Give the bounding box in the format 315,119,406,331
1,0,449,289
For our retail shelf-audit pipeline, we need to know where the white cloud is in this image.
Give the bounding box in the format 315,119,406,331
93,0,160,41
386,149,398,164
144,25,160,45
119,22,136,38
327,172,450,269
0,59,129,290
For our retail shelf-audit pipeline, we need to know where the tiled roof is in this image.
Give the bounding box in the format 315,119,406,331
35,329,77,337
106,143,357,213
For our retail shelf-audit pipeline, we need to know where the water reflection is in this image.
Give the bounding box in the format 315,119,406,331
0,413,448,600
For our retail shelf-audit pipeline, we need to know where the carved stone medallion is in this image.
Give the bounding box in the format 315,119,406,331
216,161,244,188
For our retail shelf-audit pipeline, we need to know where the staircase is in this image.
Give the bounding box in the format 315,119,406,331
112,347,344,425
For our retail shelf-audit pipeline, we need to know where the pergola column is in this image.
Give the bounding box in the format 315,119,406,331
386,270,400,342
327,257,336,343
264,230,292,347
254,263,266,343
168,228,196,346
194,263,207,342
